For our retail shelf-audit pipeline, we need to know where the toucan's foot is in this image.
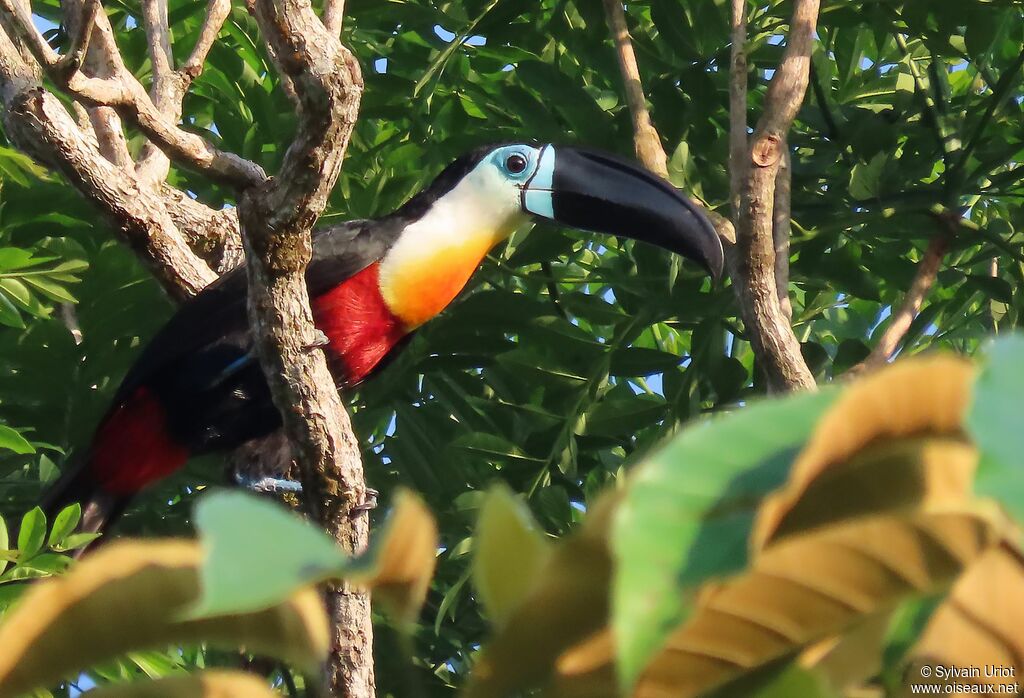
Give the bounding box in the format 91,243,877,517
236,473,304,494
303,330,330,352
350,488,378,517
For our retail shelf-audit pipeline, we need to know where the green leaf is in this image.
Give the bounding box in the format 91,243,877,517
583,396,668,437
0,425,34,454
612,388,838,689
192,491,347,617
52,532,101,552
193,489,438,624
0,247,35,270
47,504,81,548
472,485,550,627
22,276,76,303
609,347,682,377
18,507,46,557
450,432,543,463
0,278,31,306
968,334,1024,521
17,552,72,576
848,152,887,200
0,515,8,576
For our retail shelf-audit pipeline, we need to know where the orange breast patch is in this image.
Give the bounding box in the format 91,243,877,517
380,237,494,329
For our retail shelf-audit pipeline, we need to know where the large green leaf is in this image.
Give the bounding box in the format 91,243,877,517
612,388,838,688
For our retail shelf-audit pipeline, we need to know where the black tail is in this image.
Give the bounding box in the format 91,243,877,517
40,456,131,552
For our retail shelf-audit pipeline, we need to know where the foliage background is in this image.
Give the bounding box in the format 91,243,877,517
1,0,1023,694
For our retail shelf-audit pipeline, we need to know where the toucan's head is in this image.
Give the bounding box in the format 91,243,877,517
380,142,724,329
403,142,724,280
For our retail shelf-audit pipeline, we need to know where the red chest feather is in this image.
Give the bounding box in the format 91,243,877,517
312,263,408,385
90,386,190,494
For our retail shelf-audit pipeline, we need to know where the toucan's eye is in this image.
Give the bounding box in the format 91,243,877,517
505,153,528,174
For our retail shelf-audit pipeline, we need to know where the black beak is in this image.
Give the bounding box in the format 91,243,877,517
522,145,724,281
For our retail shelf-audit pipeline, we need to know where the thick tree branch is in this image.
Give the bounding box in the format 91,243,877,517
601,0,667,178
1,0,265,187
161,186,244,272
0,39,216,298
731,0,818,392
238,0,368,694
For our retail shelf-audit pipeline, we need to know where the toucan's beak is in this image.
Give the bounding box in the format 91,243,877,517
522,145,724,280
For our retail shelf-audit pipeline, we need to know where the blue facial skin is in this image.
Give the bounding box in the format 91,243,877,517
521,144,556,219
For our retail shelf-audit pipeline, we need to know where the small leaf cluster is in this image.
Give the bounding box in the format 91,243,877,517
0,504,98,611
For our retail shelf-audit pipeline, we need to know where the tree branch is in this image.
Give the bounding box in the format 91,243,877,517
729,0,748,219
323,0,344,38
772,144,793,321
160,186,244,272
600,0,738,285
601,0,667,177
858,223,951,371
0,44,216,298
60,0,132,168
731,0,819,392
183,0,230,77
0,0,265,187
136,0,231,184
238,0,369,694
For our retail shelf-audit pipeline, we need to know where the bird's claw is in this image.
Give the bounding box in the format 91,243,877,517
303,330,330,352
236,473,304,494
349,488,379,517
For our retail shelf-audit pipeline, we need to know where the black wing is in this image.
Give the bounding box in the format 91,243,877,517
111,219,397,404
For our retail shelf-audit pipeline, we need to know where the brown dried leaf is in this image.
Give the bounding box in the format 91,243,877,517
900,542,1024,696
84,670,280,697
464,491,620,698
634,506,1004,698
359,489,439,627
755,355,976,550
0,540,328,698
547,628,619,698
798,612,891,693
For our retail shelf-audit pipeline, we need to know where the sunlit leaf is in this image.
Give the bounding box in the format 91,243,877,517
472,484,551,627
612,389,838,687
634,506,1006,698
0,540,329,698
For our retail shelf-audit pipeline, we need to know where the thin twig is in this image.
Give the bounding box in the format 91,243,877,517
1,0,264,186
729,0,748,220
137,0,230,183
857,232,949,371
323,0,344,38
182,0,230,78
601,0,667,177
772,144,792,321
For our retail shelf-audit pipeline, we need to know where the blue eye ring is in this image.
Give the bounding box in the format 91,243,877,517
505,152,528,174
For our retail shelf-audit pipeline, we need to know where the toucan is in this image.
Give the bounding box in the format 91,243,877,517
40,143,724,534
